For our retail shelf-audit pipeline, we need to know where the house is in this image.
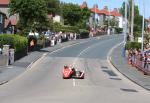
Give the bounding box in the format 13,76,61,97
89,4,101,28
0,11,6,33
0,0,18,34
110,8,122,28
80,1,123,29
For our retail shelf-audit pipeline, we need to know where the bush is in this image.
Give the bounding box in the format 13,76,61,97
79,29,89,39
125,41,141,50
52,23,79,33
115,27,123,34
0,34,28,60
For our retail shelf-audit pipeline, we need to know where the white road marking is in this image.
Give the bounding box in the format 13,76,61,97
73,79,76,87
43,53,47,56
26,62,33,69
72,41,103,67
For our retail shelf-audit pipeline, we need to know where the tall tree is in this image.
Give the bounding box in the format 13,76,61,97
119,0,144,37
46,0,60,16
61,3,90,28
9,0,49,34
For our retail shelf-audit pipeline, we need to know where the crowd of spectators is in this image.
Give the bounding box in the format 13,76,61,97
127,46,150,72
28,30,78,51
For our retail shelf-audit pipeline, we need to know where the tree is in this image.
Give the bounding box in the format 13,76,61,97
9,0,49,35
119,0,145,38
61,3,90,29
46,0,60,16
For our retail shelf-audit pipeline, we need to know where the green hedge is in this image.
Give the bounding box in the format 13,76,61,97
52,23,79,33
115,27,123,34
125,41,141,50
79,29,89,39
0,34,28,54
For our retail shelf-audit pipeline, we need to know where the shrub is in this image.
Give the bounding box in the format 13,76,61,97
52,23,79,33
125,41,141,50
115,27,123,34
0,34,28,59
79,29,89,39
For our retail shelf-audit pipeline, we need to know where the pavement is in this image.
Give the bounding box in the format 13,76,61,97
0,36,150,93
110,43,150,91
0,39,86,85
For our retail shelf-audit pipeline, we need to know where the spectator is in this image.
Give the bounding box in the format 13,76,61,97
0,48,2,54
144,53,148,69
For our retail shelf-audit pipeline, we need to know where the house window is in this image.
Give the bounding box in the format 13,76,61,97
0,14,3,23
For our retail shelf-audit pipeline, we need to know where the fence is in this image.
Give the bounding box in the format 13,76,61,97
128,55,150,75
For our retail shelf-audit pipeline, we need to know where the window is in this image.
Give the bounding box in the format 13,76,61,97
0,14,3,23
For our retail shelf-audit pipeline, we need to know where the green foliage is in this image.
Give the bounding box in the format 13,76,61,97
52,22,79,33
115,27,123,34
61,3,90,29
46,0,60,15
144,33,150,44
0,34,28,54
79,29,89,39
125,41,141,50
119,0,145,38
9,0,49,35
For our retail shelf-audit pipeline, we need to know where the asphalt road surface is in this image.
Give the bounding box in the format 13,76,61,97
0,35,150,103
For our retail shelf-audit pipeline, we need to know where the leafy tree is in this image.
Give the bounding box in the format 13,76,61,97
46,0,60,16
119,0,145,38
61,3,81,26
9,0,49,35
61,3,90,29
78,7,90,29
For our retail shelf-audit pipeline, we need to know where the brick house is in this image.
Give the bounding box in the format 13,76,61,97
0,0,18,34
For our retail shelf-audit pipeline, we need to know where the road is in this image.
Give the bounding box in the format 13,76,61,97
0,35,150,103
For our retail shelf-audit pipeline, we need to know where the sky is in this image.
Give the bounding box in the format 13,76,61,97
60,0,150,19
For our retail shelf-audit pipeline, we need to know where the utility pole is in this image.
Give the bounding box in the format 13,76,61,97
122,1,128,57
131,0,134,41
141,0,145,53
124,1,127,44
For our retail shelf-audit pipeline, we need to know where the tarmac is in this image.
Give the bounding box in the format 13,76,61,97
0,39,85,85
0,37,150,91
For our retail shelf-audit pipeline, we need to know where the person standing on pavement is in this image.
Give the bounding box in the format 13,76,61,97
144,53,148,69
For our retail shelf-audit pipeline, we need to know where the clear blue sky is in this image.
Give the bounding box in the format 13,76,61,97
60,0,150,19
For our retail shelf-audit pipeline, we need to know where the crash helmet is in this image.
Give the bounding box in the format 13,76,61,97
72,67,75,71
64,65,68,68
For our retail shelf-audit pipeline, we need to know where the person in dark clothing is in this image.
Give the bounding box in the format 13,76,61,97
144,53,148,69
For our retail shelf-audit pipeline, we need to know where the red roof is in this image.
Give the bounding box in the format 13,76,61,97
98,9,110,15
0,0,10,5
90,7,101,14
110,10,122,17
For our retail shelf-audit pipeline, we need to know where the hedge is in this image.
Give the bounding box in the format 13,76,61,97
115,27,123,34
52,23,79,33
0,34,28,59
125,41,141,50
79,29,89,39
